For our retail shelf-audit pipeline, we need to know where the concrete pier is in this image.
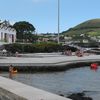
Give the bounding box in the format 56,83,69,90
0,76,71,100
0,53,100,71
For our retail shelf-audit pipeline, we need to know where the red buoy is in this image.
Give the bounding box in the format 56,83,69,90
90,63,98,70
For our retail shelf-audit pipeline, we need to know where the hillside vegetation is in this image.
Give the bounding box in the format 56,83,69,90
62,19,100,36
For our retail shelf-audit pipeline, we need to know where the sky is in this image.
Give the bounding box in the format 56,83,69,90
0,0,100,33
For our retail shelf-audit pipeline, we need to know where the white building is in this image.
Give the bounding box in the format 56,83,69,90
0,20,16,44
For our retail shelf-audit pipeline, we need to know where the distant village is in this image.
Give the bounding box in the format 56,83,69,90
0,20,100,48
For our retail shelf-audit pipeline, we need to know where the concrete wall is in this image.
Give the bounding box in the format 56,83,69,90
0,76,71,100
0,87,26,100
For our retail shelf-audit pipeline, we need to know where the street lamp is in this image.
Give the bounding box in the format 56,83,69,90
57,0,60,44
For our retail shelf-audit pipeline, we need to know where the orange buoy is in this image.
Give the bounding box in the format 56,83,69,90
11,70,18,74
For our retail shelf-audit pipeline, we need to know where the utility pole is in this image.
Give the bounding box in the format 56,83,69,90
58,0,60,44
57,0,60,44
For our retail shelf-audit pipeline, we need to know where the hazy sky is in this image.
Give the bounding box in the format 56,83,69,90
0,0,100,33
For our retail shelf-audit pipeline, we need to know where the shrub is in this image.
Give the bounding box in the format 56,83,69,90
4,42,62,53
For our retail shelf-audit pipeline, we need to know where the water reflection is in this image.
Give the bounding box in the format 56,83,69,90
1,66,100,100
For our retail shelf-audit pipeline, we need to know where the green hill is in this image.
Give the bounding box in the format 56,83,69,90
62,19,100,36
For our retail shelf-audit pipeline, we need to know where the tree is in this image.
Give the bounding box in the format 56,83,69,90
13,21,35,42
24,32,38,43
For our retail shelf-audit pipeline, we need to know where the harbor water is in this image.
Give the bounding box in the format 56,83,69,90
1,66,100,100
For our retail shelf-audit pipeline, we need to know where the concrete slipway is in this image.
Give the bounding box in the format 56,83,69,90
0,76,71,100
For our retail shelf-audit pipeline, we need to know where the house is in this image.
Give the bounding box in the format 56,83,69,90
0,20,16,44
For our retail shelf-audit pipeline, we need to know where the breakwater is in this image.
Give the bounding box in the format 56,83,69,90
0,54,100,72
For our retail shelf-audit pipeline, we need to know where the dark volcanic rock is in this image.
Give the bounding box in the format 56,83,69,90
67,93,92,100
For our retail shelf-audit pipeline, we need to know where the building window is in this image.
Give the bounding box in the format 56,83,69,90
4,33,7,42
12,34,14,42
1,32,3,41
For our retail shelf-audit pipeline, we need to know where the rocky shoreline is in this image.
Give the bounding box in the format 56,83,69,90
67,92,92,100
59,92,93,100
